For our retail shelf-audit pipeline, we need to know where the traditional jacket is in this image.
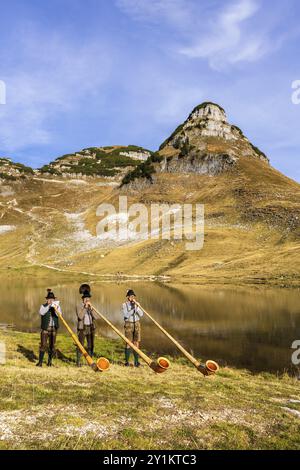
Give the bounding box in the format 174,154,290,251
76,302,97,331
39,302,61,330
122,301,143,323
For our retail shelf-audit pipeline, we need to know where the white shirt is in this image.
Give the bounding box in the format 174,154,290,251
122,301,143,323
83,309,93,326
39,301,62,327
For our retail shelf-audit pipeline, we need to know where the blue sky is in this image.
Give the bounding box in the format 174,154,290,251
0,0,300,181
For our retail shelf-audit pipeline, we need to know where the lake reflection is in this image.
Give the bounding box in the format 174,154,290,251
1,278,300,374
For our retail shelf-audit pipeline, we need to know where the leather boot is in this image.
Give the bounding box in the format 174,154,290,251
47,352,53,367
36,351,45,367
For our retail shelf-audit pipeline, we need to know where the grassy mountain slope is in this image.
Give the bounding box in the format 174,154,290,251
70,156,299,285
39,145,152,178
0,103,299,285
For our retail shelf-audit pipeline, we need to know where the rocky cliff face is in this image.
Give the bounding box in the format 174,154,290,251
183,102,235,141
158,102,269,176
39,145,153,179
0,157,34,181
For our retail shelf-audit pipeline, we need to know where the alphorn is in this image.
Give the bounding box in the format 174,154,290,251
78,284,170,373
135,301,219,376
90,303,170,373
53,305,110,372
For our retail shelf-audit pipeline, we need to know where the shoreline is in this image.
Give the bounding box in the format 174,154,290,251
0,266,299,289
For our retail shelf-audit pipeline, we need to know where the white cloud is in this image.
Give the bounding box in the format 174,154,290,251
0,27,114,153
179,0,268,68
117,0,275,70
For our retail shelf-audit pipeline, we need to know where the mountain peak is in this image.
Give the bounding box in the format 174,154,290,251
157,101,269,176
183,101,237,142
188,102,227,122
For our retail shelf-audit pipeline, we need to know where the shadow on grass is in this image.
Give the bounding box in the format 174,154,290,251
55,348,76,364
17,344,76,364
17,344,38,362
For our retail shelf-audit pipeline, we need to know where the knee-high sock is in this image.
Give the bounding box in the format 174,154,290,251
125,347,131,363
133,349,140,365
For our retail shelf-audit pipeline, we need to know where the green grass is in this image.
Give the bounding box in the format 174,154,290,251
0,330,299,450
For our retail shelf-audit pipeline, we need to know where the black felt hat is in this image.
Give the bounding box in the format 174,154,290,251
45,289,56,300
79,284,91,295
126,289,136,297
82,289,91,299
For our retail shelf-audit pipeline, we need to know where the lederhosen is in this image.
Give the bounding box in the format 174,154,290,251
124,302,141,343
77,305,96,355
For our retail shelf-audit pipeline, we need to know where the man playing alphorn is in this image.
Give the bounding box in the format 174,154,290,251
36,288,61,367
122,289,143,367
76,289,97,366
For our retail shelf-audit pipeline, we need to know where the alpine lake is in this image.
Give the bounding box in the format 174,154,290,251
1,278,299,375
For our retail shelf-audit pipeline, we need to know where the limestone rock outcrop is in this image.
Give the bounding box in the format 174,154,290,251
158,102,269,176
